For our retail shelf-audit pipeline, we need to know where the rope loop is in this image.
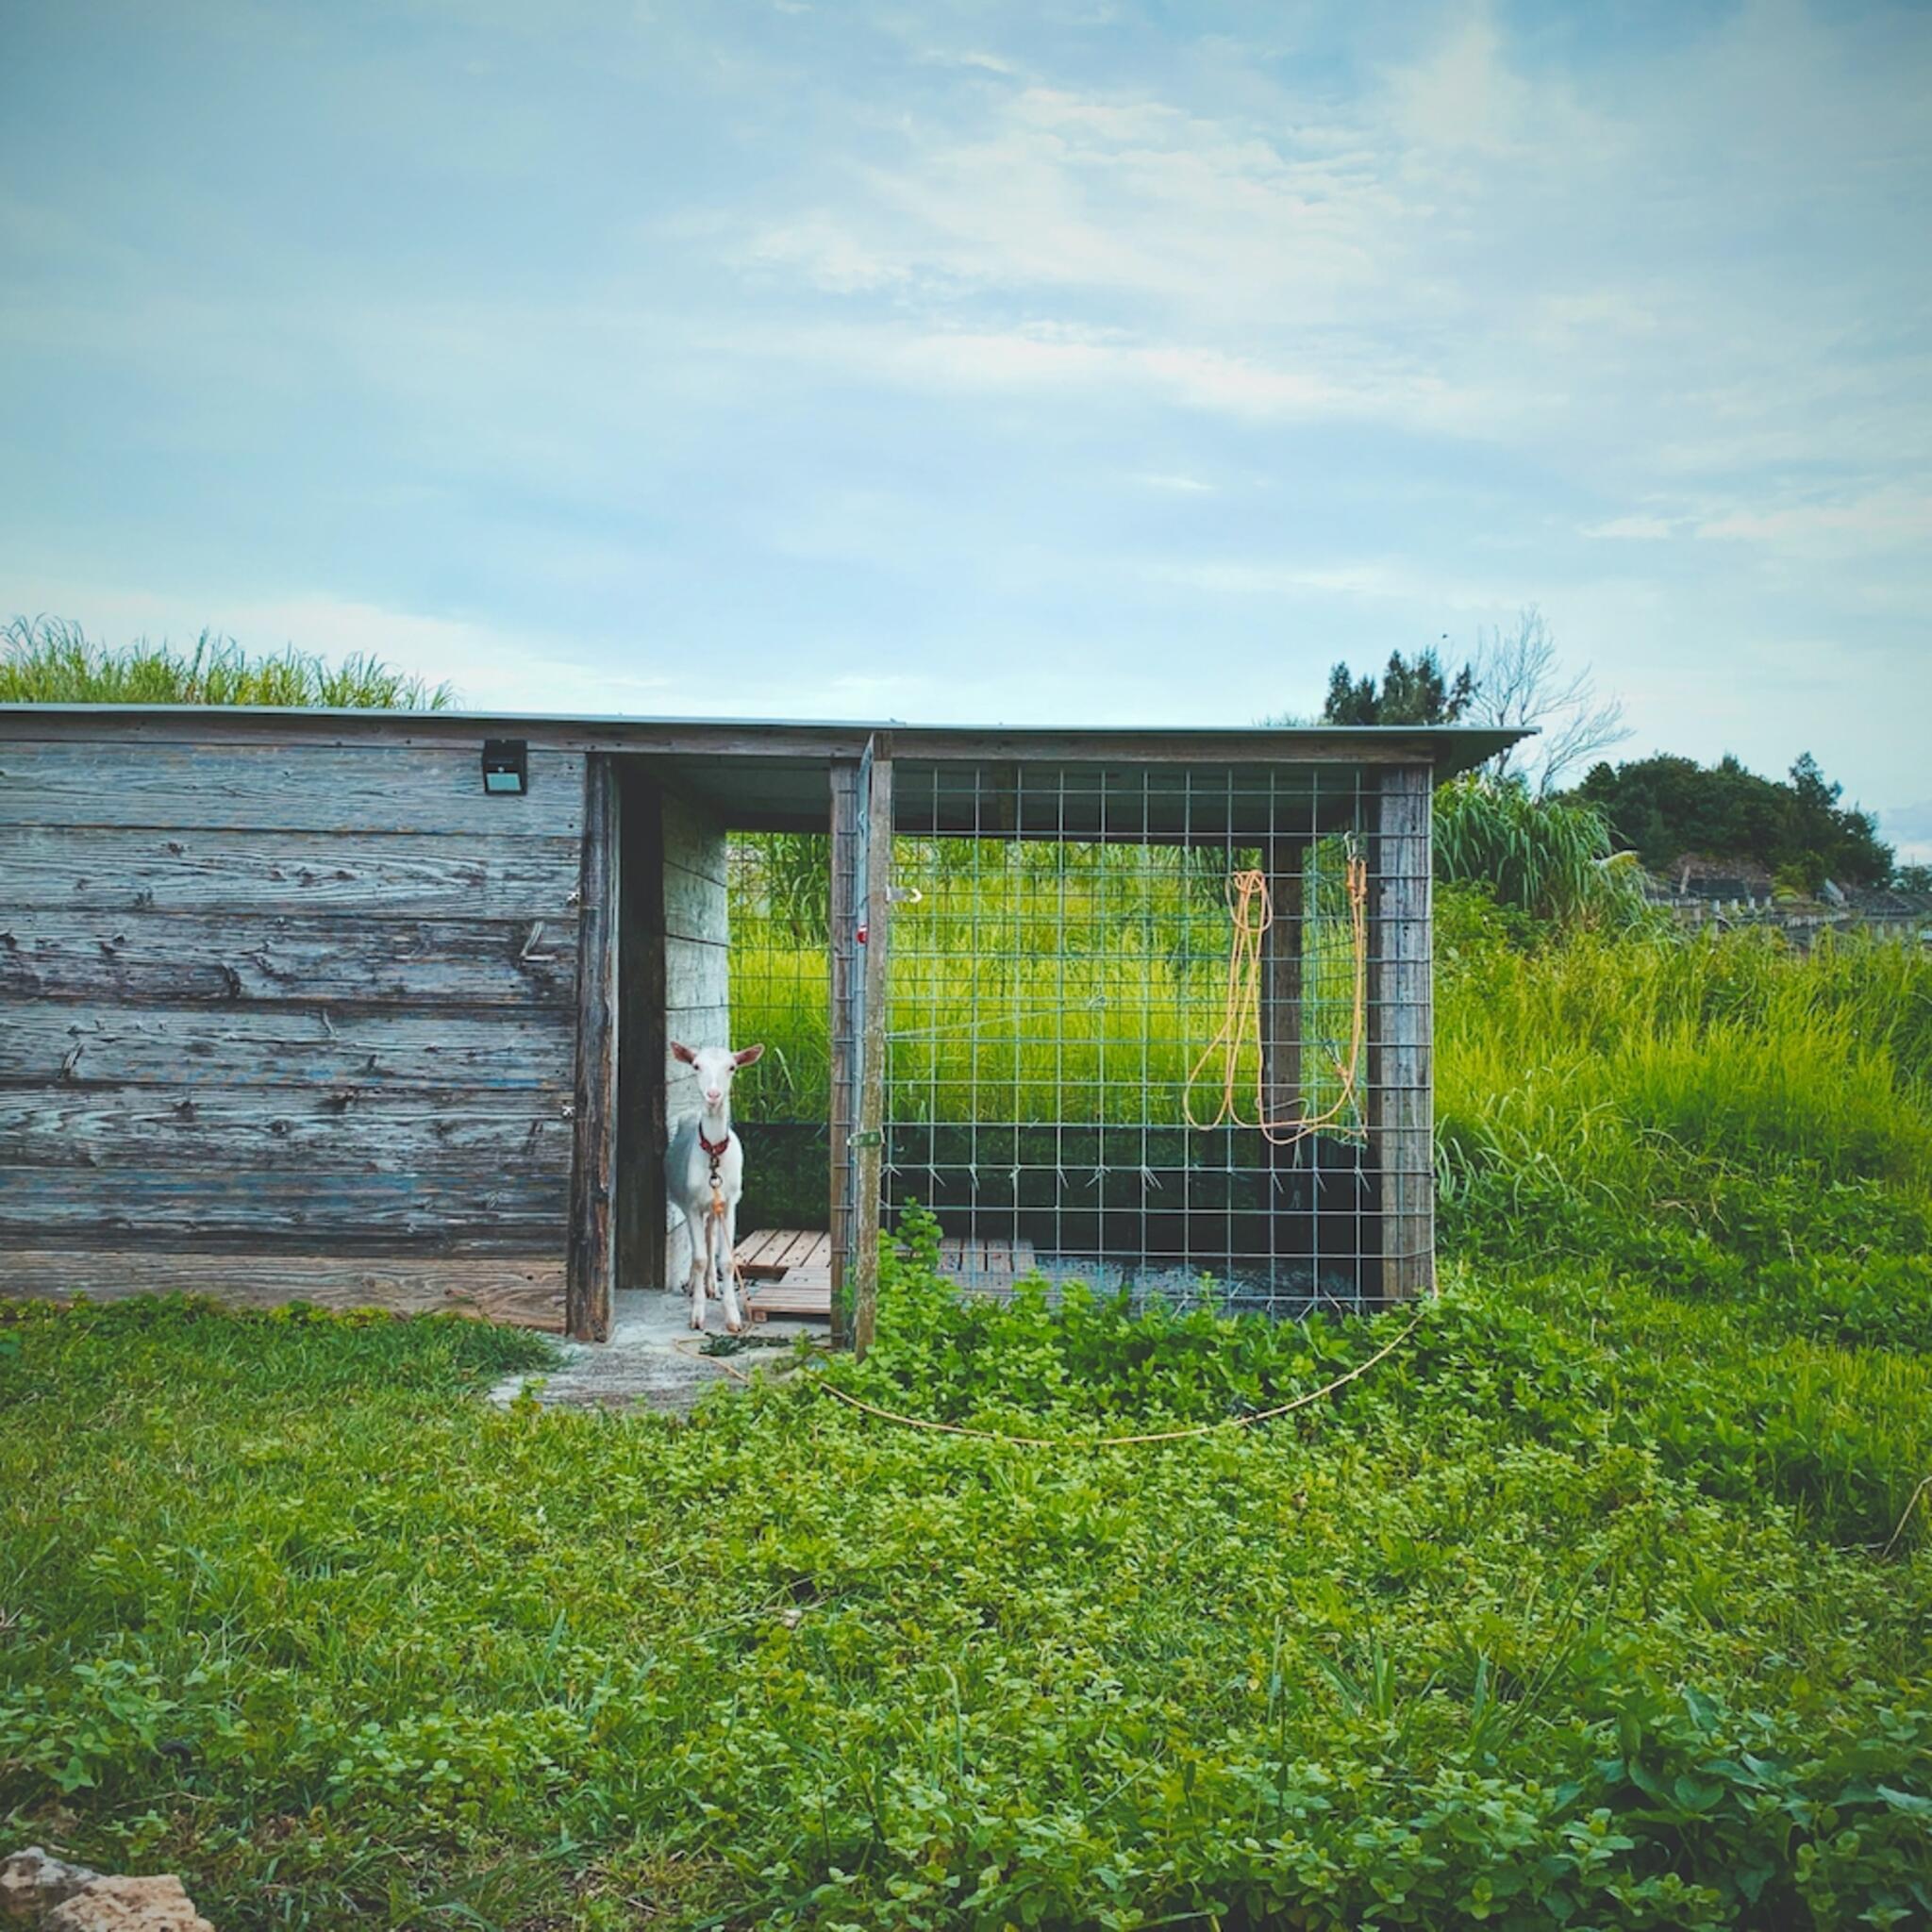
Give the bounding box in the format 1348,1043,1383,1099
1184,848,1370,1147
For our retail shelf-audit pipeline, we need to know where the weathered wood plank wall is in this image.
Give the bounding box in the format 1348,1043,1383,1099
0,730,585,1328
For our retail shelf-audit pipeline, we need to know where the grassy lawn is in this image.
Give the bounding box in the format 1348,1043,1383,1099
4,904,1930,1928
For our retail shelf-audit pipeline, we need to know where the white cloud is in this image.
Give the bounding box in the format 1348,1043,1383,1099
1143,556,1516,611
1692,491,1932,554
1581,516,1676,541
716,1,1930,519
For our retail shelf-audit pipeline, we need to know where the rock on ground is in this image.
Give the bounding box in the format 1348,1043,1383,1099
42,1876,213,1932
0,1849,100,1922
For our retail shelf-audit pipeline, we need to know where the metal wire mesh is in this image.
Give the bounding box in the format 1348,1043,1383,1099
724,756,1433,1321
883,761,1403,1316
724,834,832,1233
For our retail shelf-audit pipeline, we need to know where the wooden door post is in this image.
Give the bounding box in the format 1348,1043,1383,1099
567,753,622,1341
1260,836,1307,1128
851,737,893,1357
827,758,859,1350
1261,834,1307,1281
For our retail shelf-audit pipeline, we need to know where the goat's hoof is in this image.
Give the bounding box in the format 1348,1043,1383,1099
725,1318,741,1336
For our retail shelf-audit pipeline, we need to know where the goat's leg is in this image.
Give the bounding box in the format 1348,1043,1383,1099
678,1202,708,1330
719,1195,743,1334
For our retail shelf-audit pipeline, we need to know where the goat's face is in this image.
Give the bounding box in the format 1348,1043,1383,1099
671,1041,764,1111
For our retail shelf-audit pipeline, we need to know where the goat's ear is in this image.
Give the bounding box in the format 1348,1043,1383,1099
670,1041,698,1065
733,1043,766,1067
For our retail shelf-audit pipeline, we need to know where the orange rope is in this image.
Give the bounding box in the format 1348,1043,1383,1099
1184,852,1369,1147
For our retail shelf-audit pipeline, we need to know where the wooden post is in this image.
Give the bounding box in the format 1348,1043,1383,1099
615,772,666,1293
567,754,621,1341
1369,763,1433,1301
1261,836,1307,1282
851,737,893,1358
1260,838,1307,1127
826,758,859,1350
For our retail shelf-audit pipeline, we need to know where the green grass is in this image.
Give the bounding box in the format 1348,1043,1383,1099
5,861,1931,1926
2,1253,1927,1929
2,616,453,709
732,834,1369,1129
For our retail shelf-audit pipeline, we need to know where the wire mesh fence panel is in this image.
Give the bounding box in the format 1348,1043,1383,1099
726,833,833,1233
883,761,1400,1316
724,757,1433,1323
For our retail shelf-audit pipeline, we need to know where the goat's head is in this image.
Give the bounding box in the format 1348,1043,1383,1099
671,1040,764,1111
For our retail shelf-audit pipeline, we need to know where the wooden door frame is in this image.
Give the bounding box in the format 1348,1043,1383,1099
566,753,623,1341
828,736,892,1355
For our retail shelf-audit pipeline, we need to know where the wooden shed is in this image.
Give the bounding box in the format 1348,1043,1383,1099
0,707,1517,1341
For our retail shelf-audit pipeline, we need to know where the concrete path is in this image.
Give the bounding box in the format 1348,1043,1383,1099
487,1288,818,1412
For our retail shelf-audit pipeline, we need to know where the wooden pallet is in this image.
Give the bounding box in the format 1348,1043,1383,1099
735,1230,1040,1319
936,1237,1038,1281
736,1228,833,1317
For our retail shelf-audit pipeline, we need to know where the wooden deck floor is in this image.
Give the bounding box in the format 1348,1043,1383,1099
736,1229,1039,1319
735,1228,834,1316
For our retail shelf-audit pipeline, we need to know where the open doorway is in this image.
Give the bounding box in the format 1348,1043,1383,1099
599,749,886,1346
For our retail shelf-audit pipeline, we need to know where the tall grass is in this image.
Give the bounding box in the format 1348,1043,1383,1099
1434,772,1649,925
733,829,1932,1270
1437,908,1932,1245
2,615,453,709
732,833,1365,1129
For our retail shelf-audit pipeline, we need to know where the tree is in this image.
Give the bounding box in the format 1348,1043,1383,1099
1574,749,1893,890
1780,753,1892,891
1320,646,1475,725
1469,607,1628,797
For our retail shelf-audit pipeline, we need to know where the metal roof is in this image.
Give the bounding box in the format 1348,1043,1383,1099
0,704,1529,835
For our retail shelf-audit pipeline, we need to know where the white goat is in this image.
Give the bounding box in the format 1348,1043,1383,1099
664,1041,764,1333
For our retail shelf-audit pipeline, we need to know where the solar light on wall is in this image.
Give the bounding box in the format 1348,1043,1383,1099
481,739,528,795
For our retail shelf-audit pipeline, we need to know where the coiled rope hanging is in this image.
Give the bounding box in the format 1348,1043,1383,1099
1184,847,1371,1146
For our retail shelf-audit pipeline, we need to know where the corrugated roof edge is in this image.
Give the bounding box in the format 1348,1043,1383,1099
0,703,1529,779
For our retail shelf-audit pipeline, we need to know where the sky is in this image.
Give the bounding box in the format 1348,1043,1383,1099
2,0,1928,858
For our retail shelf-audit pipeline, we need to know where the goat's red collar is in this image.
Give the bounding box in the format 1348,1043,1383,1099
699,1128,731,1159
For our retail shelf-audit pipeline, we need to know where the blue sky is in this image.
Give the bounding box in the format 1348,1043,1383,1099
2,0,1927,857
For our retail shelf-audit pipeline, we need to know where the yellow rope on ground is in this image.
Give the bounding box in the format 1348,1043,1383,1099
1184,851,1370,1147
804,1303,1427,1449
